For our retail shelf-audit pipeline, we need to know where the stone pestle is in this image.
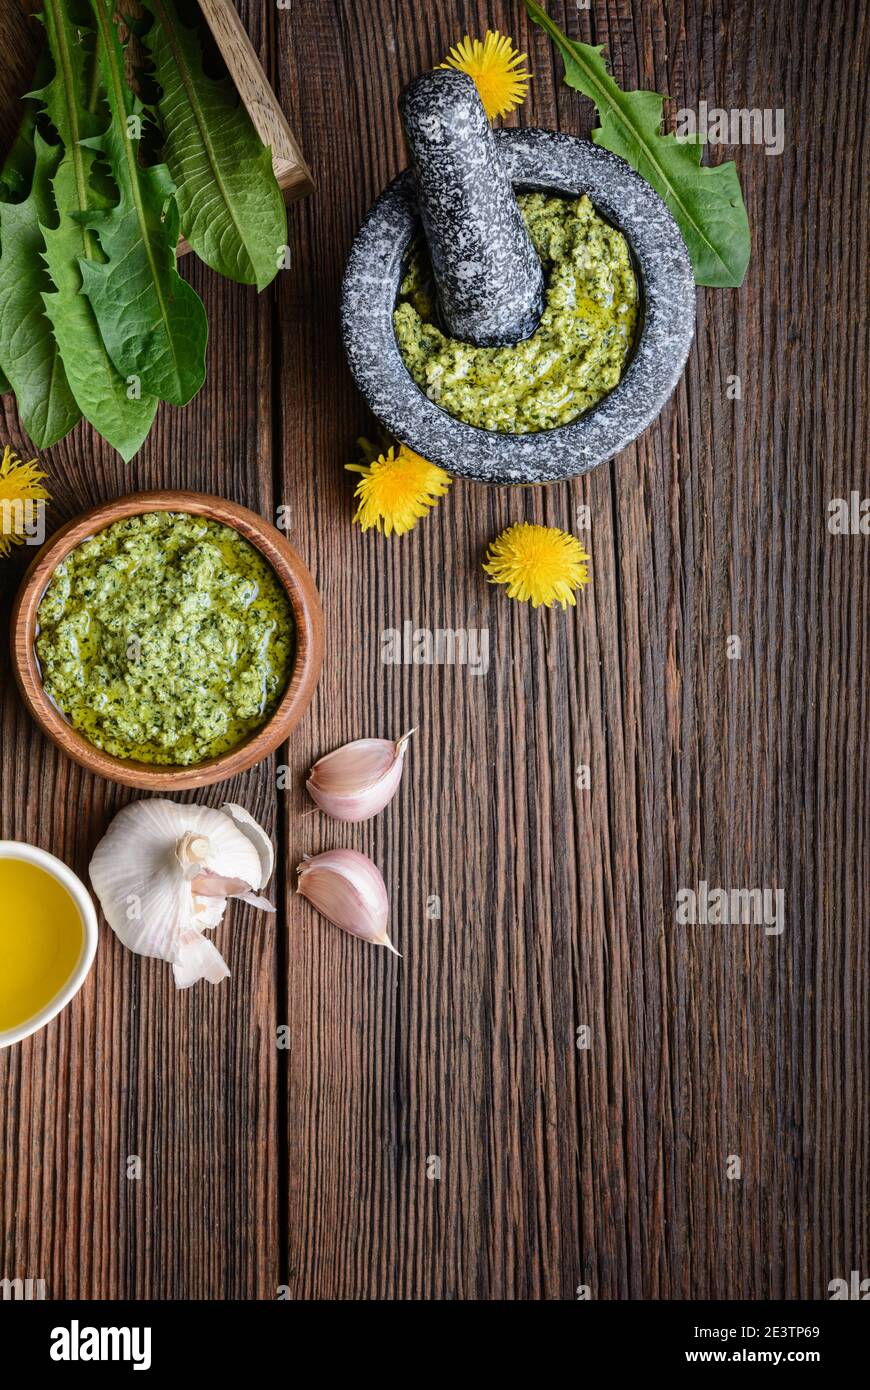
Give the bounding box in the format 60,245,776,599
398,69,545,348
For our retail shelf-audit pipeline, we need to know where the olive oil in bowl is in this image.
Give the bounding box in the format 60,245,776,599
0,848,97,1044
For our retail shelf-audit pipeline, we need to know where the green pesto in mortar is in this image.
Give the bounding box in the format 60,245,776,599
36,512,294,766
394,193,638,433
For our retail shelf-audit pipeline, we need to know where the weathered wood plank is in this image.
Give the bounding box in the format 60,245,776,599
275,0,868,1299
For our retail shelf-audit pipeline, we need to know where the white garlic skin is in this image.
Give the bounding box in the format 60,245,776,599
306,731,414,823
296,849,399,955
221,802,275,886
88,799,275,989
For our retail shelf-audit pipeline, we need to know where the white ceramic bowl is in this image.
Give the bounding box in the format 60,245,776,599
0,842,99,1048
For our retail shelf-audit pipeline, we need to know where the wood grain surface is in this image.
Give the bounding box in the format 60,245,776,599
0,0,867,1301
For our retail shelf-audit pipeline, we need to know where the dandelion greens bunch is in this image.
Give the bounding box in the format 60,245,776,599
0,0,288,460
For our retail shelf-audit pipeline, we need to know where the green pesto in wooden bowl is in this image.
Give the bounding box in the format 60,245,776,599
35,511,295,767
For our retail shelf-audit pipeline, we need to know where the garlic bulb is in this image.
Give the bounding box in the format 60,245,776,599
296,849,400,955
306,731,414,822
89,800,275,989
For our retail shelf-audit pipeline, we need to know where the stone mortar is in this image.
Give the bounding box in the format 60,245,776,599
341,129,697,485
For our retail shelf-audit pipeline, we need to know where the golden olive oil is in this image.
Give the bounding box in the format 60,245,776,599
0,860,84,1032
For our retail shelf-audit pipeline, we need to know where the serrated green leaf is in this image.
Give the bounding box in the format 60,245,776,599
523,0,750,287
42,154,158,462
0,131,81,447
77,0,208,407
38,0,157,461
35,2,106,214
0,85,43,411
0,99,37,400
142,0,286,290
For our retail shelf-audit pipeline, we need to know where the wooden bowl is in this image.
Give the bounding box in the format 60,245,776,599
10,491,324,790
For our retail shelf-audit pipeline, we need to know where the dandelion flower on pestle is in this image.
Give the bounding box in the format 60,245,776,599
483,522,591,609
0,445,50,558
346,444,452,537
440,31,531,121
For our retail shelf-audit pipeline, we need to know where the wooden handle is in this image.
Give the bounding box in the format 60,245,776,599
197,0,313,200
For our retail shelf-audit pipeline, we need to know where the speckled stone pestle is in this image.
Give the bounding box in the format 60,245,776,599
398,69,545,347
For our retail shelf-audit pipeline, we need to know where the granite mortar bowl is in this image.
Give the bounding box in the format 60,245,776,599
342,129,696,485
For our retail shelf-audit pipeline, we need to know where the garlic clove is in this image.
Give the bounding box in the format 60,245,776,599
190,869,256,899
296,849,400,955
306,730,414,822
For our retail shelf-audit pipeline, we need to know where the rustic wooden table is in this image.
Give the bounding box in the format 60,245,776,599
1,0,867,1301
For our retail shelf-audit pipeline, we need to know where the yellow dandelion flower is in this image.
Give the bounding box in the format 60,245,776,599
483,522,590,609
440,31,531,121
346,444,452,537
0,445,51,559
